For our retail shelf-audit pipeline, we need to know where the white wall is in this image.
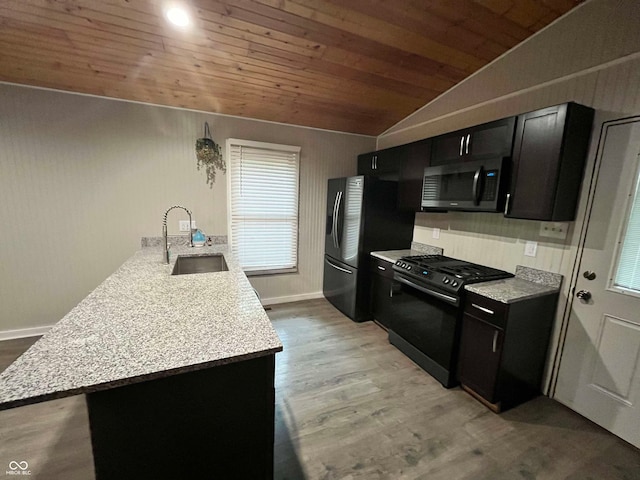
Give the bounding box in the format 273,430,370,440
0,84,374,334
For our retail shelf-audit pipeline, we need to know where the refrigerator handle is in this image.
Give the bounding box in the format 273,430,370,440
331,192,339,248
325,257,353,274
335,191,343,249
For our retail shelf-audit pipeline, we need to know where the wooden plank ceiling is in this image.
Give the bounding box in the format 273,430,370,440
0,0,583,135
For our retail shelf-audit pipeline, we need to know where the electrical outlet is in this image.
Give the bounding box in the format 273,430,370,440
179,220,191,232
539,222,568,240
524,241,538,257
432,228,440,239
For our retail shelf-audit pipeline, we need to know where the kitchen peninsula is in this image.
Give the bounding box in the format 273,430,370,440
0,243,282,479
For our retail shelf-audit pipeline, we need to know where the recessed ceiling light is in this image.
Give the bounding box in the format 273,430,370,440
166,7,190,27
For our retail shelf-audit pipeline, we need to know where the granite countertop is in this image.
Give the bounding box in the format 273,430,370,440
371,242,444,263
465,266,562,304
370,249,415,263
0,244,283,410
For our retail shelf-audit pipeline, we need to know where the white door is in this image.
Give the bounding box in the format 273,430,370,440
555,118,640,448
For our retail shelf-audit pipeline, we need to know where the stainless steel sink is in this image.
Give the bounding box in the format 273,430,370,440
171,254,228,275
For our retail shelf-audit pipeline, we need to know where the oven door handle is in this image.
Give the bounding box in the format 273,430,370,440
394,275,459,306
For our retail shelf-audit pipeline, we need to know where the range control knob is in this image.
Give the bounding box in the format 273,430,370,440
443,277,450,284
407,266,412,270
451,281,459,287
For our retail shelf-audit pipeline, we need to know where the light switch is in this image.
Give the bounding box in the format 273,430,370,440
524,241,538,257
432,228,440,239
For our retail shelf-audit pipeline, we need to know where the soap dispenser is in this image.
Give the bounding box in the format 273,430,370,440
192,229,206,247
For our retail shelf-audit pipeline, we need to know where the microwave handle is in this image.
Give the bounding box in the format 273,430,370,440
472,167,482,205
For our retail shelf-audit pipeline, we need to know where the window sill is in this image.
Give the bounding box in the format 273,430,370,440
246,267,298,277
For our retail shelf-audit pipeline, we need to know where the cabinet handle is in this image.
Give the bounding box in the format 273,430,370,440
466,133,471,154
472,303,494,315
371,156,375,170
504,193,511,215
492,330,499,353
460,136,465,156
377,265,386,271
375,155,378,170
389,285,393,298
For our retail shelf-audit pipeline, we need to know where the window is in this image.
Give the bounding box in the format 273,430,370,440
613,155,640,293
227,139,300,275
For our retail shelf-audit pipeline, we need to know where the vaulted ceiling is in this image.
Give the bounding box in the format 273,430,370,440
0,0,583,135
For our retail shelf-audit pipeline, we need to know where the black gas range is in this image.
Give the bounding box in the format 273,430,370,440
393,255,513,299
388,255,512,388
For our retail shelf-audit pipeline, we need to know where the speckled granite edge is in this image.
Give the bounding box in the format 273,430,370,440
0,244,282,411
371,243,444,264
515,265,563,288
465,278,559,304
0,349,280,412
411,242,444,255
141,235,228,247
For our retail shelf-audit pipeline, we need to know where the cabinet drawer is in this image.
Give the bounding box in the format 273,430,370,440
464,291,508,329
370,256,394,279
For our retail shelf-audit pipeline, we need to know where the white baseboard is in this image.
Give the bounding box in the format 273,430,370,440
260,291,324,306
0,325,54,341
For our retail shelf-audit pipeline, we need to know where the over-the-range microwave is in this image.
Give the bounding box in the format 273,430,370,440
421,157,509,212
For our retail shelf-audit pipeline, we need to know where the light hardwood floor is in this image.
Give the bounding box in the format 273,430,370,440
1,298,639,479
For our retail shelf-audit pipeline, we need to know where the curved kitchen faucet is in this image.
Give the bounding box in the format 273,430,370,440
162,205,193,264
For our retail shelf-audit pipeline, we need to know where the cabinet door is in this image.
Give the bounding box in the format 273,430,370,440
431,117,515,165
507,102,594,220
371,274,394,329
398,139,431,210
357,152,377,175
357,147,404,178
466,117,515,160
458,313,504,403
431,132,468,165
370,257,394,328
506,105,566,220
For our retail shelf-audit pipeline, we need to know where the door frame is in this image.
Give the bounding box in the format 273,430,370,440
548,114,640,397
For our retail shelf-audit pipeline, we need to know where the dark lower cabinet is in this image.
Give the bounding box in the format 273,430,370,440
87,355,276,480
370,256,395,329
458,313,503,402
458,291,557,412
506,102,594,220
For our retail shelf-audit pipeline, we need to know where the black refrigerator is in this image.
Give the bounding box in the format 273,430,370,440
323,176,415,322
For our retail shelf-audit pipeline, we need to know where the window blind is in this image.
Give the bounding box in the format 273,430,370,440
614,163,640,292
227,140,300,274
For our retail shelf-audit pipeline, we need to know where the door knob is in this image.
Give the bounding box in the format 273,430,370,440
583,271,596,280
576,290,592,301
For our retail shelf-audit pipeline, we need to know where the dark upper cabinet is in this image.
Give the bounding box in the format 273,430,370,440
506,102,594,221
431,116,516,166
397,138,431,211
357,145,406,179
